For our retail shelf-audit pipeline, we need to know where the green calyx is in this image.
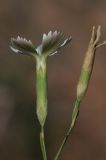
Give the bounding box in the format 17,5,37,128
77,68,91,100
35,56,48,127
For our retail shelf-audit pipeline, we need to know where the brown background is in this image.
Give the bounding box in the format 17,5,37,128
0,0,106,160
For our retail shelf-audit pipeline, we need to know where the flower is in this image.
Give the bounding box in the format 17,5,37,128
10,31,72,57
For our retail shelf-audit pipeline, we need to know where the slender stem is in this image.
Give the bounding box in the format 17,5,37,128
54,99,81,160
35,56,48,160
40,127,47,160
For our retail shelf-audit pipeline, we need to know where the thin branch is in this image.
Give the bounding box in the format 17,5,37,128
54,99,80,160
40,127,47,160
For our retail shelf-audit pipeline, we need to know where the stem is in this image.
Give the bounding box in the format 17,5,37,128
40,127,47,160
35,56,48,160
54,99,80,160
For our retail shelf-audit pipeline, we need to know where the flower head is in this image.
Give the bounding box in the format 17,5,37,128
10,31,72,57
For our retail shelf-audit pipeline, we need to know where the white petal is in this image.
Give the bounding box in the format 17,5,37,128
24,38,27,42
60,36,72,47
43,33,47,42
17,36,21,40
10,46,20,53
49,50,58,56
29,40,32,44
48,31,52,36
47,31,52,40
53,31,58,37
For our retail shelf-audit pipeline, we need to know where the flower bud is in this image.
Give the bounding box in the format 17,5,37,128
77,26,106,100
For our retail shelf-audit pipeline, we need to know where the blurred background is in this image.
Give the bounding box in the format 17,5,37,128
0,0,106,159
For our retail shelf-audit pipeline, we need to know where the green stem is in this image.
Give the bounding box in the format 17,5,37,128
40,127,47,160
35,56,48,160
54,99,81,160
